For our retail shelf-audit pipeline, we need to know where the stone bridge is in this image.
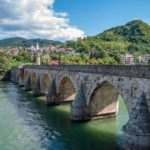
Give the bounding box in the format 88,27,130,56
11,65,150,150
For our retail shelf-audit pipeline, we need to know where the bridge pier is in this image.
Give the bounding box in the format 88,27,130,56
71,83,90,121
18,78,24,87
25,76,32,91
33,76,42,96
11,75,15,83
14,75,19,85
123,93,150,150
18,68,24,87
10,71,14,82
46,79,57,105
18,81,24,87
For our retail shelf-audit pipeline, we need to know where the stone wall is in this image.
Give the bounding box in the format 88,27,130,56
22,65,150,116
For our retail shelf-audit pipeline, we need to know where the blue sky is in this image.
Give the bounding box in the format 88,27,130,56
0,0,149,41
54,0,150,36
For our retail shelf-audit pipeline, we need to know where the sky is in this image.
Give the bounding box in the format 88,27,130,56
0,0,150,41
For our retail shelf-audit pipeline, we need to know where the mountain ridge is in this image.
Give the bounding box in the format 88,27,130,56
66,20,150,56
0,37,63,47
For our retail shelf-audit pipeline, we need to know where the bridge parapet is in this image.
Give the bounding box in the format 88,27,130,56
24,65,150,78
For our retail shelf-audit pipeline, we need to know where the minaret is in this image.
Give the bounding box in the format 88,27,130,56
36,51,41,65
31,43,35,62
36,42,39,50
36,42,41,65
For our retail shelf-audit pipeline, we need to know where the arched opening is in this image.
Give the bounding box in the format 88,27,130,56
41,74,51,94
88,81,122,119
87,81,129,149
15,72,19,83
57,76,76,103
19,70,24,80
31,72,37,90
24,71,29,82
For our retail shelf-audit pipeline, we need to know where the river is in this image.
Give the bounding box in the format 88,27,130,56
0,81,128,150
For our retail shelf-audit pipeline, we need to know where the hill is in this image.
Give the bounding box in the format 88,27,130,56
0,37,63,48
96,20,150,48
66,20,150,63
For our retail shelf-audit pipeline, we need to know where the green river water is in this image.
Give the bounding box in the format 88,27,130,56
0,82,128,150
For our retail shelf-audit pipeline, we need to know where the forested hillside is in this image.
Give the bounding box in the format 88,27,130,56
66,20,150,63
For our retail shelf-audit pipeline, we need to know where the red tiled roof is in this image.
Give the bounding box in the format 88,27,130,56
11,48,19,52
48,60,63,65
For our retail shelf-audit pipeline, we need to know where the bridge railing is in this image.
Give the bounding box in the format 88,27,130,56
24,65,150,78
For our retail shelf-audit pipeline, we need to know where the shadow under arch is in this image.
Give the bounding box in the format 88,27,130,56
24,70,29,83
31,72,38,90
41,73,51,94
19,69,24,80
87,80,129,119
56,76,76,103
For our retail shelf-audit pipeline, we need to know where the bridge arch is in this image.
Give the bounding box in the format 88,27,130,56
56,75,76,103
41,73,51,94
31,72,38,90
87,80,128,118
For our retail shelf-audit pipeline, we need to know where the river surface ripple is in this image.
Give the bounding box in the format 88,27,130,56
0,82,128,150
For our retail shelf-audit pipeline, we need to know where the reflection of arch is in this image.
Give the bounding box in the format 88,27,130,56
88,81,127,118
57,76,76,103
31,72,37,89
41,73,51,94
24,70,29,82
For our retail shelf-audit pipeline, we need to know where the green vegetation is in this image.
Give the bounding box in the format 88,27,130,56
65,20,150,64
41,52,89,65
0,50,33,73
0,52,12,72
0,20,150,69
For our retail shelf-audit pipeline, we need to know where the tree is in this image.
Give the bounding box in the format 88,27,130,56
0,52,12,72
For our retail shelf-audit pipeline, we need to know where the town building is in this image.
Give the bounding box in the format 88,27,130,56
58,48,74,54
121,54,135,64
48,60,63,65
47,45,57,51
10,48,19,56
0,48,4,53
139,55,150,64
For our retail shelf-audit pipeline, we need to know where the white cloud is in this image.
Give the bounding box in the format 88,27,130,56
0,0,85,41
